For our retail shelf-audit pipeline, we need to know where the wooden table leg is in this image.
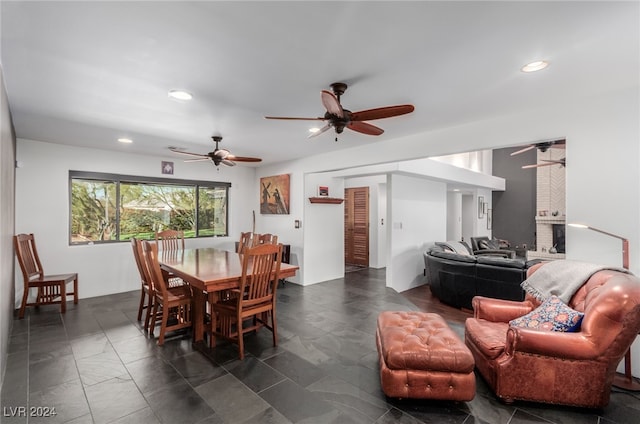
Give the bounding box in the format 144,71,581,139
192,289,204,343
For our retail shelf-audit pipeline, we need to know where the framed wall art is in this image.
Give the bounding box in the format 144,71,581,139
260,174,290,214
478,196,484,218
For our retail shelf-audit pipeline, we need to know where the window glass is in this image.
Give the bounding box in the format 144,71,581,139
71,179,117,243
198,186,228,236
70,172,229,244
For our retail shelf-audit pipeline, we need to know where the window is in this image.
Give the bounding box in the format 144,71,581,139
70,171,230,244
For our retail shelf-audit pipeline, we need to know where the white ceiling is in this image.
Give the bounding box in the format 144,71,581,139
2,1,638,166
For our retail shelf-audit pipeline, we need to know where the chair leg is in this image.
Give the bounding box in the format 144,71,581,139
60,282,67,314
209,309,217,348
237,316,245,360
271,310,278,347
149,301,159,336
18,287,29,319
73,277,79,304
137,289,146,321
158,307,169,346
144,297,153,333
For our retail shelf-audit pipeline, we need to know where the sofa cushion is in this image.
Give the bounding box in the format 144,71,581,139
509,295,584,332
436,241,472,255
464,319,508,360
429,248,477,263
476,256,526,269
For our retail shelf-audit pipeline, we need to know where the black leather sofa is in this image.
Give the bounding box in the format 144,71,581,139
424,244,541,310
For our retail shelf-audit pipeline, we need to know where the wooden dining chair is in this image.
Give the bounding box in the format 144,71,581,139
210,243,283,359
131,237,154,332
14,233,78,319
237,231,254,254
155,229,185,251
254,233,278,246
155,229,185,287
142,240,193,346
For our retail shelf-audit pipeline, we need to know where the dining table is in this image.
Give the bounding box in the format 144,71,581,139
159,247,299,343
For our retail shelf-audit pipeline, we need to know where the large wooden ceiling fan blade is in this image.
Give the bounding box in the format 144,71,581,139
351,104,415,122
347,121,384,136
226,155,262,163
321,90,343,117
184,158,210,163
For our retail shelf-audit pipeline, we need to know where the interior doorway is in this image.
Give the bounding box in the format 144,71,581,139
344,187,369,267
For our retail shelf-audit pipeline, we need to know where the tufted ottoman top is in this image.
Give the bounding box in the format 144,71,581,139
377,311,475,373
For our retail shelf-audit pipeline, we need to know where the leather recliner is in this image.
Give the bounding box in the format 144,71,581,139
464,262,640,408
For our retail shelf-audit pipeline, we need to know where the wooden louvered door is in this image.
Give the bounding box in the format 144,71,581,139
344,187,369,267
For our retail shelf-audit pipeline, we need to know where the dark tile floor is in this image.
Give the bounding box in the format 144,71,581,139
2,268,640,423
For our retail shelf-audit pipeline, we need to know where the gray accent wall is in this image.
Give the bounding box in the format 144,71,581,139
492,147,536,249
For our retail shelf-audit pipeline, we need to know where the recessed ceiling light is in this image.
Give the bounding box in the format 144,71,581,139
118,138,133,144
168,90,193,101
309,127,320,133
521,60,549,73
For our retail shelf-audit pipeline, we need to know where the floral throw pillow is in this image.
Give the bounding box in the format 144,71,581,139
509,295,584,332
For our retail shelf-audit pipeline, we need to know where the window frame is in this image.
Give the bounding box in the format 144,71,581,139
69,170,231,245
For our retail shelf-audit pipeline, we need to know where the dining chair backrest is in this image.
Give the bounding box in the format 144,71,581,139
254,233,278,246
14,233,45,281
142,241,169,300
237,231,254,254
155,229,185,251
131,238,152,290
238,243,283,309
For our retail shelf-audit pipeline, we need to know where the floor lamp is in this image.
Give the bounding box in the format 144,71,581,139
569,223,640,391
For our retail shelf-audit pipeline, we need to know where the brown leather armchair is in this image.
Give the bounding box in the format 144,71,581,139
464,262,640,408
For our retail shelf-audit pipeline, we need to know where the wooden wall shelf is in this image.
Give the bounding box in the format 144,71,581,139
309,197,344,204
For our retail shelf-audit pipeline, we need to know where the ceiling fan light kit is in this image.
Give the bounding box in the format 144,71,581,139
265,82,415,141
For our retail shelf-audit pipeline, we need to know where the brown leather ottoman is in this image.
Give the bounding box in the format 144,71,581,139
376,311,475,400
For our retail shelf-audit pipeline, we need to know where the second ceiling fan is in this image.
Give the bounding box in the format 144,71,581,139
265,82,415,141
169,136,261,167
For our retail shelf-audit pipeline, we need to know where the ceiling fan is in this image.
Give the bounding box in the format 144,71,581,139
510,139,566,156
169,136,261,167
265,82,415,141
522,157,566,169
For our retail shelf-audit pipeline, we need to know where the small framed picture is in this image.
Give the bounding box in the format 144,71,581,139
478,196,484,218
318,185,329,197
487,209,492,230
161,161,174,175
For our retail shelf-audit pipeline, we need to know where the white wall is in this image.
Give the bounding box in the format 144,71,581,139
0,68,16,390
302,174,344,284
14,139,256,301
377,182,387,269
387,174,446,292
446,191,462,241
